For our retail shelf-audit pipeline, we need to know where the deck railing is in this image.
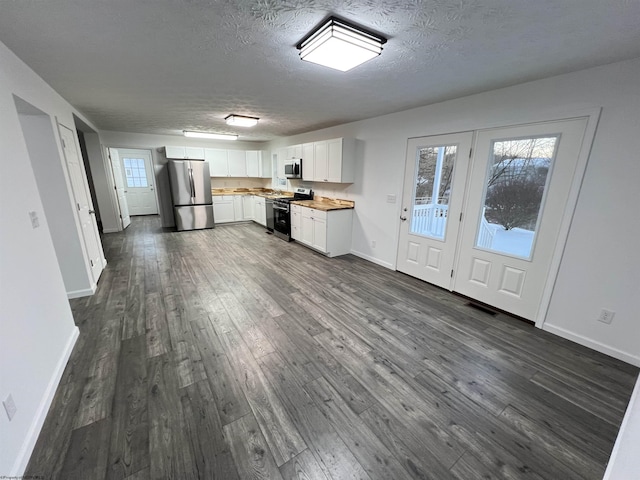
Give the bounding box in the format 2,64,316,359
477,214,496,249
411,204,448,238
411,204,496,248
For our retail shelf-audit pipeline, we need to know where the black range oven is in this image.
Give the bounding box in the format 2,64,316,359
273,188,313,241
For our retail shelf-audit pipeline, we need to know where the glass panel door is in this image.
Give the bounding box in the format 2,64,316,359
410,145,457,240
454,118,589,320
476,136,558,259
396,132,473,290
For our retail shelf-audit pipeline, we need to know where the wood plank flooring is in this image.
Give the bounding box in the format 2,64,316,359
26,216,638,480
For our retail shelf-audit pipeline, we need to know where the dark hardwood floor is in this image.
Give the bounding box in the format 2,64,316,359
26,216,638,479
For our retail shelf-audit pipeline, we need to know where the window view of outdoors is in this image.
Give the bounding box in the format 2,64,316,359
410,145,457,240
123,157,149,188
476,136,558,258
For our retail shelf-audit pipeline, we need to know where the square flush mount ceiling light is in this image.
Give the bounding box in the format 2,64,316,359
297,16,387,72
183,130,237,140
225,114,259,127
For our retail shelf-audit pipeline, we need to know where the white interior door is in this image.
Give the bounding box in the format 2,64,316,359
58,123,105,283
118,148,158,215
454,118,589,320
396,132,473,289
108,148,131,229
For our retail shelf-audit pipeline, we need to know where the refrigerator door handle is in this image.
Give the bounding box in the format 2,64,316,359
188,167,196,200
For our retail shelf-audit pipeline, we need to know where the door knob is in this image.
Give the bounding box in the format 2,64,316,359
89,210,95,214
400,216,407,221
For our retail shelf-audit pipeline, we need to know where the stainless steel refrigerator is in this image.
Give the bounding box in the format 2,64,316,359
167,159,214,231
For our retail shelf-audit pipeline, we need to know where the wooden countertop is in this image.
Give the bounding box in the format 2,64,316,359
291,196,355,211
212,189,354,210
211,188,293,199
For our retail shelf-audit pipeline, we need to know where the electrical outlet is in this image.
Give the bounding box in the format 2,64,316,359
3,394,17,421
597,309,615,324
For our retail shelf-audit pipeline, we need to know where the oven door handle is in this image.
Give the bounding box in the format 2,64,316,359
273,205,289,211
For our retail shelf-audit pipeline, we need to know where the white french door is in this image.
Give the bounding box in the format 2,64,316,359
397,132,473,290
398,117,590,321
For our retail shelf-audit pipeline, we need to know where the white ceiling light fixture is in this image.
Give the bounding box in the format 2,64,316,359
297,16,387,72
225,114,259,127
183,130,238,140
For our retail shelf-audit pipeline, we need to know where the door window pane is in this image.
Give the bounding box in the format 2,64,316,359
123,157,148,188
410,145,457,240
476,136,558,258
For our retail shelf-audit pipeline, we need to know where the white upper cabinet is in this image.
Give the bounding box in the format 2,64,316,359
302,143,314,181
313,141,329,182
205,148,229,176
205,148,266,177
286,144,303,159
227,150,247,177
288,138,355,183
165,146,205,159
246,150,261,177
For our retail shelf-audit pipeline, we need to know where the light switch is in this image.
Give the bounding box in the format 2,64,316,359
3,394,17,421
387,194,397,203
29,211,40,229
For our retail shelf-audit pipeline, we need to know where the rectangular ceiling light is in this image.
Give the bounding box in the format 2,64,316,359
297,16,387,72
183,130,238,140
225,114,259,127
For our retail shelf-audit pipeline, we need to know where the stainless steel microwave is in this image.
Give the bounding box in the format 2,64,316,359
284,159,302,178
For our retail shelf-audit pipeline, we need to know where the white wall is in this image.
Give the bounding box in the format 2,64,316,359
98,130,268,227
0,42,84,475
604,375,640,479
17,111,91,295
267,58,640,367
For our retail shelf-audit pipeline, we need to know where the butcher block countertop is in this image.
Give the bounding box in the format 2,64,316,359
291,196,355,211
211,189,354,210
211,188,293,199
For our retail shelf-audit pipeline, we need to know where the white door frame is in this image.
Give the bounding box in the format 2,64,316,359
529,110,601,328
57,121,106,285
396,108,601,329
396,132,474,290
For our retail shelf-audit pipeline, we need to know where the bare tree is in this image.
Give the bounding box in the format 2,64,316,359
484,137,554,230
485,178,544,230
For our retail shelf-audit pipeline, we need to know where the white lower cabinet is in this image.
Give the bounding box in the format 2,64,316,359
242,195,254,220
213,195,235,223
297,206,352,257
233,195,243,220
254,195,267,227
213,195,248,223
291,204,302,240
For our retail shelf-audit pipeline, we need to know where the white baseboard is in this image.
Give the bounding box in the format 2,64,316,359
67,285,96,299
350,250,395,270
11,326,80,476
543,323,640,367
102,227,120,233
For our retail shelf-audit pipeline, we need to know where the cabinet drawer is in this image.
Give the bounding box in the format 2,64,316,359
291,204,302,214
309,209,327,220
213,195,234,203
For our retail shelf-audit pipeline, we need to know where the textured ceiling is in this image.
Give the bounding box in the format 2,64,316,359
1,0,639,141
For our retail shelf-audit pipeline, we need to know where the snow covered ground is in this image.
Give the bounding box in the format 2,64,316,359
413,217,535,259
483,224,535,258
